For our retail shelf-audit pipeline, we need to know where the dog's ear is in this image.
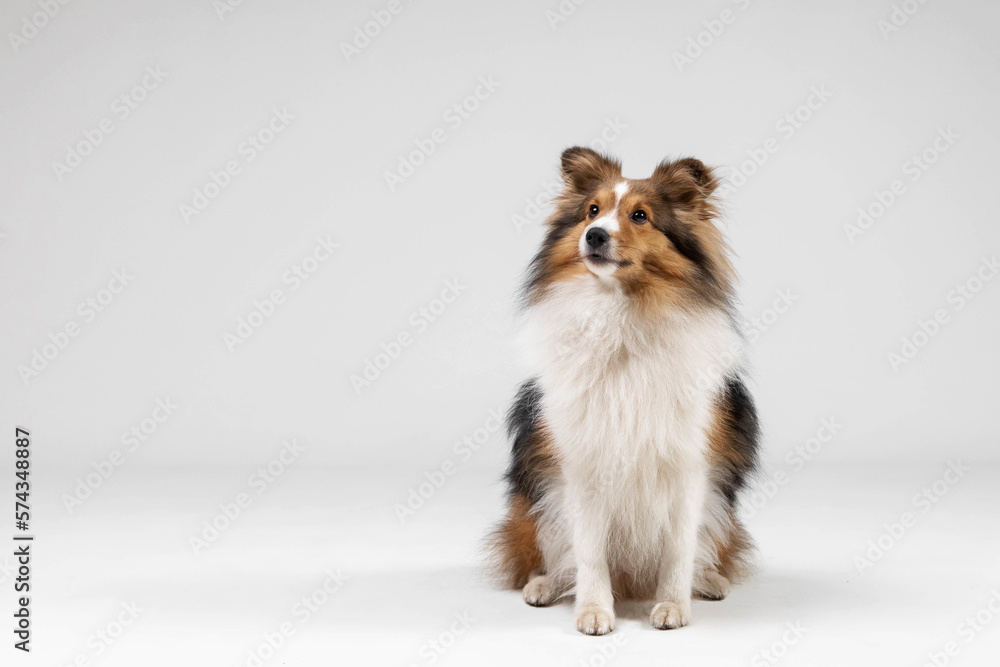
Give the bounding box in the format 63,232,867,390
652,157,719,205
560,146,621,194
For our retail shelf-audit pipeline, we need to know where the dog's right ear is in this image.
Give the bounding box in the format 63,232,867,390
560,146,621,194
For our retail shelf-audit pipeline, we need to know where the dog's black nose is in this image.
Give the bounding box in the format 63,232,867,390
585,227,609,249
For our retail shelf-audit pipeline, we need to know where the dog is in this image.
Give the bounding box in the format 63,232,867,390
487,147,760,635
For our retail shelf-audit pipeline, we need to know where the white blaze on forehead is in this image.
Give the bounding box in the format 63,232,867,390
614,181,629,203
578,182,629,276
586,182,630,236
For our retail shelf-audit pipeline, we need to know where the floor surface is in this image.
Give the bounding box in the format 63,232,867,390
21,461,1000,666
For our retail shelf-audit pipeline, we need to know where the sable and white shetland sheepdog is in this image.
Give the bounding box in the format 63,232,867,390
488,147,760,635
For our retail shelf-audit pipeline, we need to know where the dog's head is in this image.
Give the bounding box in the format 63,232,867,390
525,147,734,311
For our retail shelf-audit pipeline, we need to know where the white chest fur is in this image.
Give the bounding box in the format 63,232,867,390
525,277,740,483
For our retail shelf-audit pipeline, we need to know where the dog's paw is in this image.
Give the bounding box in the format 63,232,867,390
522,575,556,607
576,606,615,635
650,601,690,630
693,570,731,601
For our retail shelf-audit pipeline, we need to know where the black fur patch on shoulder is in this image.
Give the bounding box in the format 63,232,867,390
715,374,761,508
504,378,547,502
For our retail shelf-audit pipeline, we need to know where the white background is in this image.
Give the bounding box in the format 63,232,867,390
2,0,999,470
1,1,998,666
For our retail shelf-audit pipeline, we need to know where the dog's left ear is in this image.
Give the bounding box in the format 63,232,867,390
652,157,719,201
560,146,621,194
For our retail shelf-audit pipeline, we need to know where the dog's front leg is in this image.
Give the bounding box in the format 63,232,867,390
650,462,708,630
569,487,614,635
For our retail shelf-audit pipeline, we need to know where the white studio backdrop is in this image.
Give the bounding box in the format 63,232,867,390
1,0,998,476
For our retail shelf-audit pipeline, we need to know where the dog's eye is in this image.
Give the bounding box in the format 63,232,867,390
588,204,599,218
631,210,647,224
